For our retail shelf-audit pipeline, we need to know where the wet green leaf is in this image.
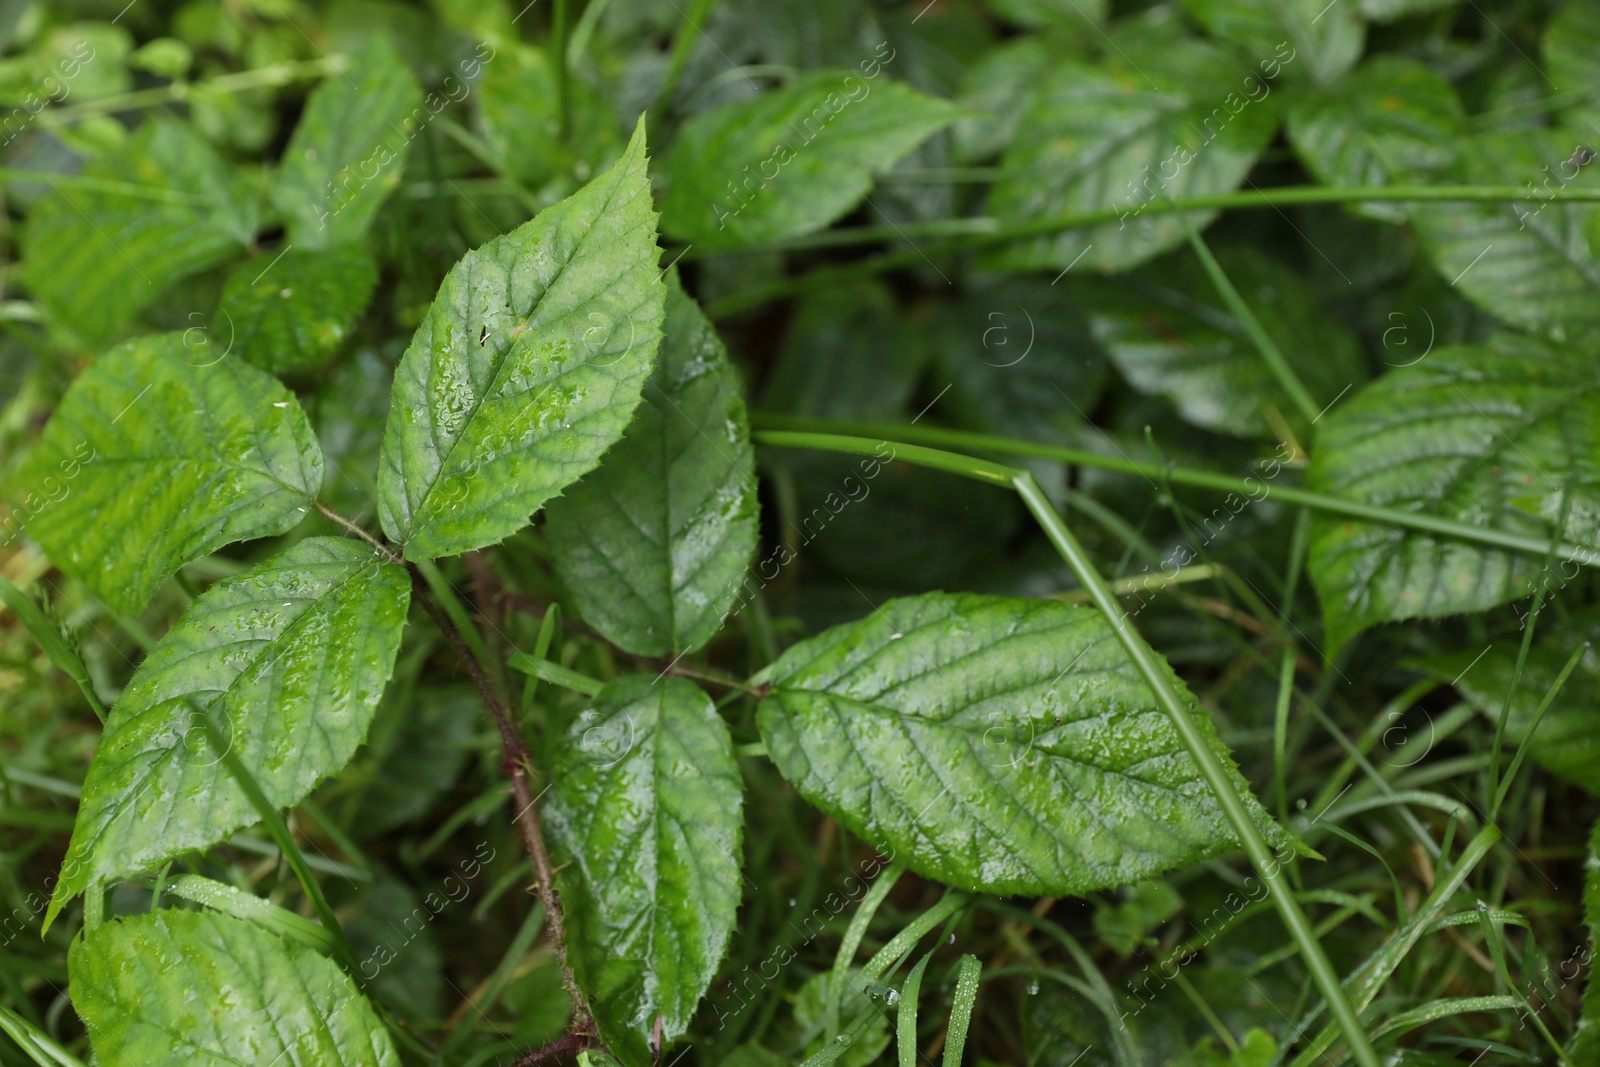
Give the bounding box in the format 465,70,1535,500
22,118,259,340
377,119,666,560
545,675,743,1065
272,34,423,249
1286,56,1465,223
11,333,323,616
70,908,397,1065
1307,337,1600,654
46,537,409,927
986,29,1282,273
659,69,961,249
219,244,378,376
546,272,758,657
757,592,1286,896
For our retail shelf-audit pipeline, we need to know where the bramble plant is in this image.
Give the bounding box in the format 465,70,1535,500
2,2,1600,1067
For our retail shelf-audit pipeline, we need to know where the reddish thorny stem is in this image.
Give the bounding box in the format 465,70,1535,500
316,504,597,1056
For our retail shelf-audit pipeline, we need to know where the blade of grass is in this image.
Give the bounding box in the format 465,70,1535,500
0,572,106,721
828,861,906,1038
942,954,982,1067
897,949,935,1067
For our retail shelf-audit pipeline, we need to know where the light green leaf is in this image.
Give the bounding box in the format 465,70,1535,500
1286,56,1465,223
271,34,423,249
1360,0,1457,22
544,675,743,1066
1307,337,1600,654
21,119,258,341
756,592,1286,896
1411,131,1600,342
476,42,621,189
70,908,397,1066
986,30,1283,273
980,0,1107,29
546,272,758,657
951,37,1061,163
377,119,666,561
659,70,962,249
1080,246,1365,436
46,537,409,928
11,333,323,616
1418,607,1600,795
1184,0,1363,86
218,244,378,377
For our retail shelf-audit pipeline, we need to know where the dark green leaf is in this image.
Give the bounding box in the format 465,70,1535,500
70,908,397,1065
762,283,927,419
546,272,758,657
545,675,743,1065
46,537,409,927
1575,817,1600,1064
1184,0,1363,86
1080,246,1365,436
1543,1,1600,133
1286,56,1465,223
271,34,423,249
756,592,1286,896
378,120,665,561
218,244,379,376
1307,337,1600,654
11,333,323,616
659,69,961,249
21,119,258,340
1418,607,1600,794
986,30,1284,273
1411,131,1600,342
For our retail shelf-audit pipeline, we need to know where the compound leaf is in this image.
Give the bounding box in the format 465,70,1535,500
11,333,323,616
1307,337,1600,655
546,272,758,657
1411,131,1600,343
659,69,961,249
46,537,409,928
378,119,666,560
272,34,423,249
22,118,258,341
219,244,378,376
70,908,397,1066
1286,56,1465,223
544,675,743,1066
986,29,1282,273
756,592,1286,896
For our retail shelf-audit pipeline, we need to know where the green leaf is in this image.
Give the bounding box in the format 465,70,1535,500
756,591,1285,896
69,908,397,1066
1286,56,1465,223
658,69,962,249
218,244,379,376
544,675,743,1065
926,278,1108,442
476,42,621,189
46,537,409,928
546,272,758,657
11,333,324,616
377,118,666,561
1543,1,1600,133
986,30,1283,273
1575,817,1600,1065
21,119,259,341
980,0,1107,29
1183,0,1363,86
1079,246,1365,437
1306,337,1600,654
761,283,927,419
1410,131,1600,342
1359,0,1457,22
271,34,423,249
951,37,1061,163
1418,608,1600,795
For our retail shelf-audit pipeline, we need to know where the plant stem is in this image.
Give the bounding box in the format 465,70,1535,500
33,58,341,128
650,0,719,122
407,566,592,1034
314,501,403,563
1174,207,1322,424
552,0,571,139
751,419,1599,570
760,427,1382,1067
